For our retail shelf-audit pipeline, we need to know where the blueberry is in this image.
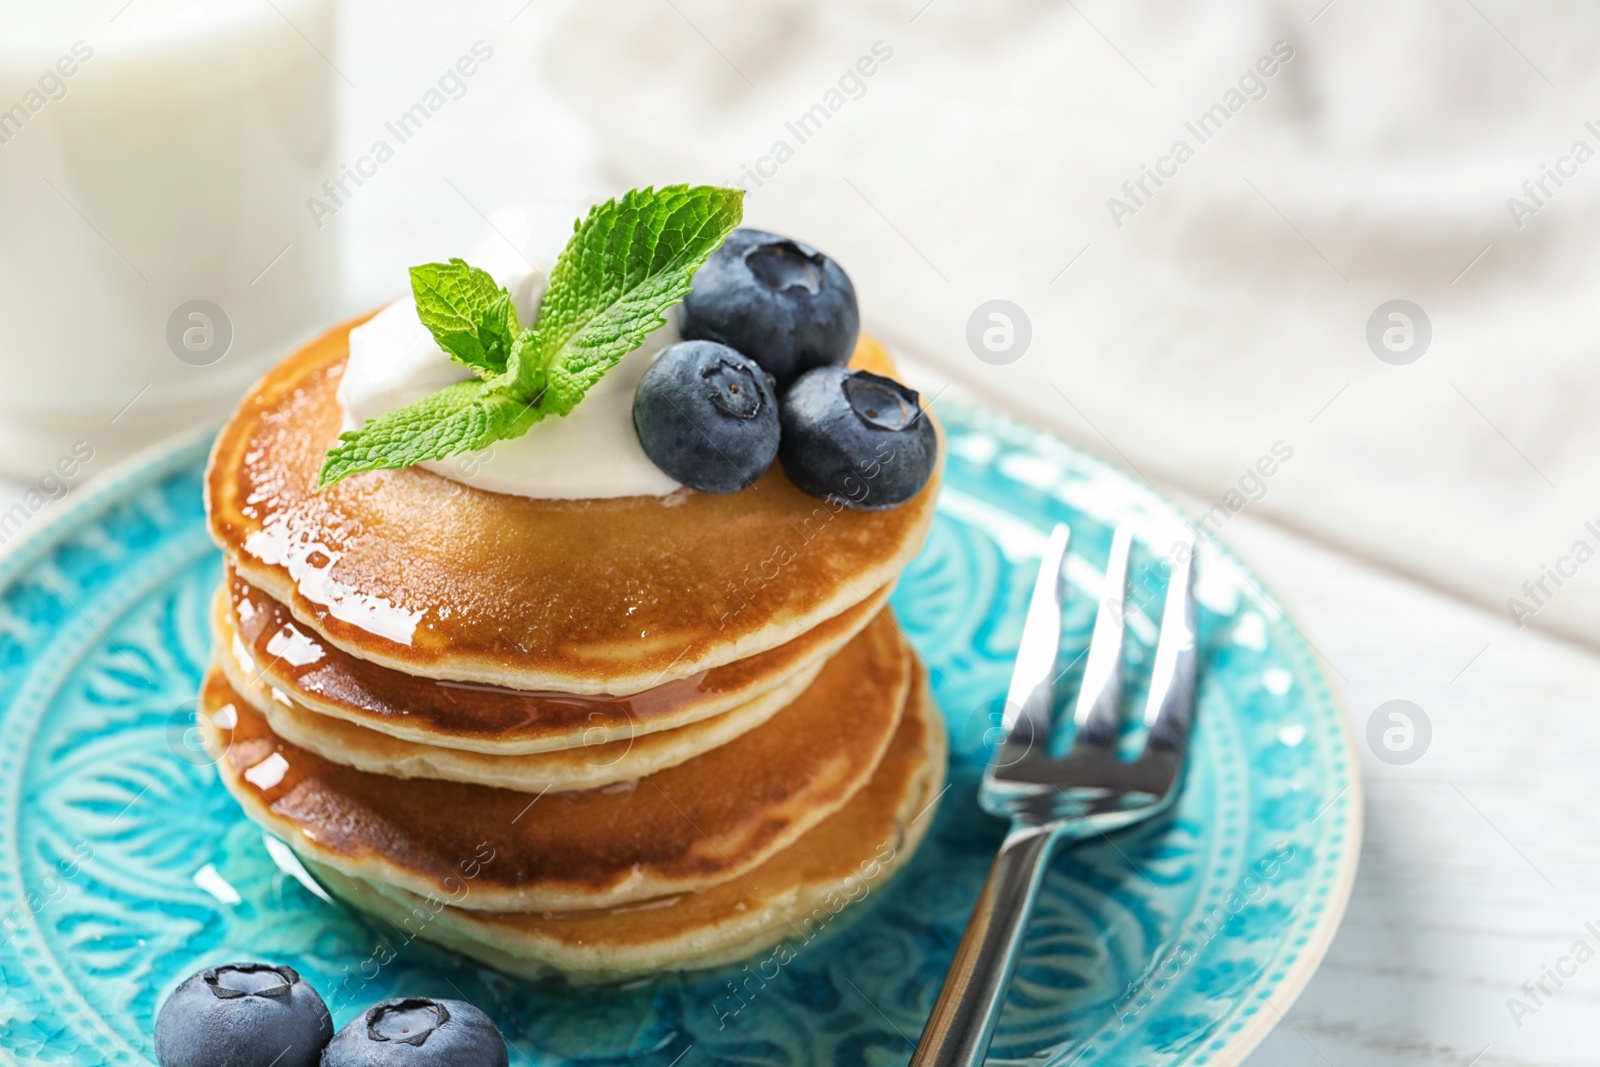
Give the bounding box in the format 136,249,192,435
634,340,780,492
321,997,508,1067
779,367,938,510
681,228,859,389
153,962,332,1067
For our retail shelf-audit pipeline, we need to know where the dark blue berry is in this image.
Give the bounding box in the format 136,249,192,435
634,340,780,493
321,997,508,1067
154,962,331,1067
779,367,938,510
680,228,859,389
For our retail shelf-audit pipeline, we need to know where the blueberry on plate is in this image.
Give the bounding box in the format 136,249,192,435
779,366,938,510
680,228,859,389
322,997,508,1067
153,962,332,1067
634,340,781,493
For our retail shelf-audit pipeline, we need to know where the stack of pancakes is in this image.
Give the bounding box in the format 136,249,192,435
198,316,947,981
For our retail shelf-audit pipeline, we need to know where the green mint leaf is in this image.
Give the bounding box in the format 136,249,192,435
409,258,520,376
318,185,743,490
315,375,536,490
516,184,745,415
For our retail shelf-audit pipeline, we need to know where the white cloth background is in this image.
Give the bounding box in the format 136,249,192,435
532,0,1600,648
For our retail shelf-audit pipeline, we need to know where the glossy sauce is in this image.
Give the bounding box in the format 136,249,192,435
203,612,913,912
222,568,890,749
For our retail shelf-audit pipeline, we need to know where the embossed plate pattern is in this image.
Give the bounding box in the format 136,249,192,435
0,401,1359,1066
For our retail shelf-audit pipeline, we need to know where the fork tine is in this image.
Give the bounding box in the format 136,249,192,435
916,528,1201,1067
997,523,1070,759
1071,525,1132,748
1144,525,1198,753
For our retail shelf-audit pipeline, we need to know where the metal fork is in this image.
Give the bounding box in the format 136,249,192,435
909,521,1197,1067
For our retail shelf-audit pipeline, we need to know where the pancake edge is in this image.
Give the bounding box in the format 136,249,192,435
202,621,915,912
216,613,825,793
214,578,888,754
222,500,933,693
301,672,947,982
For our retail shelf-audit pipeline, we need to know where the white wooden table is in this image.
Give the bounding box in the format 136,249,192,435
1205,505,1600,1067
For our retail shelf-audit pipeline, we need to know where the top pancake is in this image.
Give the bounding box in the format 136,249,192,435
205,316,941,694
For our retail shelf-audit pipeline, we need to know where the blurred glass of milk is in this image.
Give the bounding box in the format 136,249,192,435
0,0,339,478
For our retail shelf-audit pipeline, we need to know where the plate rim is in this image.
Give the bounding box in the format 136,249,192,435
1197,590,1363,1066
938,402,1364,1065
0,424,218,587
0,405,1363,1066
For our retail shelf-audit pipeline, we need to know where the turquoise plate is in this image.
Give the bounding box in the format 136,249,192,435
0,400,1359,1066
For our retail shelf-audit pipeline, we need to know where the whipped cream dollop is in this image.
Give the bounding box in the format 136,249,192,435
338,269,684,500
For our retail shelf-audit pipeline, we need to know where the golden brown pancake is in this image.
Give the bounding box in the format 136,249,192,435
205,319,941,694
215,603,822,792
219,568,889,753
202,611,911,912
301,670,945,981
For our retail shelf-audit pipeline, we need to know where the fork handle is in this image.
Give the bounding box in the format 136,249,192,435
909,823,1058,1067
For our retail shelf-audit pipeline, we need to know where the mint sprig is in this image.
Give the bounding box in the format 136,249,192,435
409,258,520,376
317,184,745,490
